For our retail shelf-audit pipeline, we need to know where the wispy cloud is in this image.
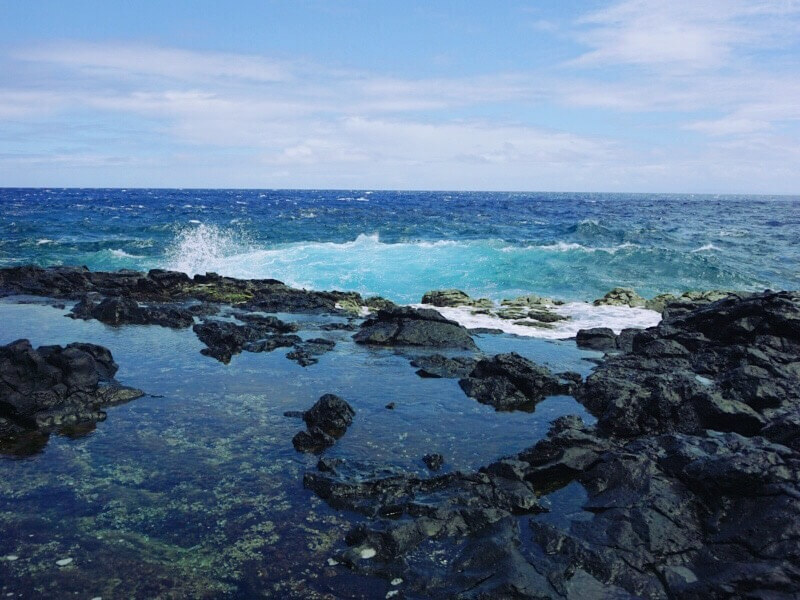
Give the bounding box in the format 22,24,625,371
0,1,798,192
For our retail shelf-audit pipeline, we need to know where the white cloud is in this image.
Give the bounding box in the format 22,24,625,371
574,0,800,70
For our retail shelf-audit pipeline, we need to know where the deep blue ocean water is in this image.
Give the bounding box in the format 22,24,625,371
2,188,798,303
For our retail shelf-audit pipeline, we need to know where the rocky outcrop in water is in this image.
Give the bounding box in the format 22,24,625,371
421,289,493,309
0,265,368,314
593,286,647,308
286,338,336,367
353,306,477,350
193,319,296,363
458,353,573,411
409,354,477,378
0,339,143,453
70,295,195,328
292,394,355,453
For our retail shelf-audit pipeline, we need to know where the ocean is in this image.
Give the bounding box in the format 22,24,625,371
2,188,798,305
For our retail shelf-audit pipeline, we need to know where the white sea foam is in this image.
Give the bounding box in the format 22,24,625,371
529,241,636,253
36,238,54,245
416,303,661,340
108,249,144,259
691,243,720,253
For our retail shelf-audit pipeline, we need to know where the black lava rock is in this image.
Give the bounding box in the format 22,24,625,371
293,394,355,453
422,453,444,471
575,327,617,350
0,339,143,452
353,306,476,350
458,352,571,411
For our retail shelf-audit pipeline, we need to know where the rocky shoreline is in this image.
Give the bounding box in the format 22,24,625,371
1,266,798,598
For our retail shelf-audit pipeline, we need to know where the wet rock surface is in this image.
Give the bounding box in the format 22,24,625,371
70,295,195,328
292,394,355,453
0,339,143,452
421,289,493,309
0,265,367,314
353,306,477,350
409,354,477,378
193,320,296,364
458,353,573,411
577,290,800,438
302,291,800,598
286,338,336,367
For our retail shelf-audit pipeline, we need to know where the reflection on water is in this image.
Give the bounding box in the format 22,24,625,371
0,301,597,598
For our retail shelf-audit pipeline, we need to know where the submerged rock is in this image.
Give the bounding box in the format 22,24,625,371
409,354,477,378
286,338,335,367
422,453,444,471
0,339,143,451
292,394,355,453
458,353,572,411
353,307,477,350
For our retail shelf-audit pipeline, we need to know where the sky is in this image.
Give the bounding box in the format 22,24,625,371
0,0,798,193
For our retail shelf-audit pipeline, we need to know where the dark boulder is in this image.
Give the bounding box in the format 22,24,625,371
353,307,476,350
0,339,143,452
458,353,572,411
293,394,355,453
575,327,617,350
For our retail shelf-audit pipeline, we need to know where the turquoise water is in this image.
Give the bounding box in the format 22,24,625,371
2,189,798,302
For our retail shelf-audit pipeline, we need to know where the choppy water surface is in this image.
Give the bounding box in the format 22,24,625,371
2,189,798,302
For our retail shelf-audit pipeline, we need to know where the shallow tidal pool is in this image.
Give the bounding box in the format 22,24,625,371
0,300,598,598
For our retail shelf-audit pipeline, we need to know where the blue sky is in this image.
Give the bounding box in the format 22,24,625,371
1,0,799,192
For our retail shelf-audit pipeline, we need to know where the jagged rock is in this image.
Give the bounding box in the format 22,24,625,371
193,319,296,363
0,339,143,452
459,353,571,411
292,394,354,453
575,327,617,350
243,335,301,353
353,307,477,350
70,296,195,328
0,265,365,314
577,290,800,438
409,354,477,378
364,296,397,311
593,287,647,308
421,289,493,309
